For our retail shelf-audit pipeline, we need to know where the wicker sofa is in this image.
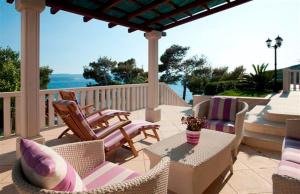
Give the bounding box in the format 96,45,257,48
273,119,300,194
193,97,248,157
12,140,170,194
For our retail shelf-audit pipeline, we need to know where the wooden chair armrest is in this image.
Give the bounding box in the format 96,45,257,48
81,104,94,111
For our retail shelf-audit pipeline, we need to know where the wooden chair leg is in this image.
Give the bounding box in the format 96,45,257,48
142,129,148,138
58,128,70,139
119,128,138,157
152,128,160,141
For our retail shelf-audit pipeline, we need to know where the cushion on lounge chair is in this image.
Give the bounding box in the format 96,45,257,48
206,120,235,134
101,120,159,152
101,109,130,116
83,161,140,190
208,97,237,122
20,139,85,192
102,122,141,152
277,160,300,180
282,148,300,164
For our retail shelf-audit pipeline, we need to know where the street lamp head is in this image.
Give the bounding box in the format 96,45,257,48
275,35,283,47
266,38,272,48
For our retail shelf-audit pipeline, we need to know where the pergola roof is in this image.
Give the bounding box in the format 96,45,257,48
8,0,251,33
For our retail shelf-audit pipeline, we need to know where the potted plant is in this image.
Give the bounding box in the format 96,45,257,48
181,116,207,145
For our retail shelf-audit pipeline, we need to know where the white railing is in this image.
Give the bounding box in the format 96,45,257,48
0,83,189,138
283,68,300,92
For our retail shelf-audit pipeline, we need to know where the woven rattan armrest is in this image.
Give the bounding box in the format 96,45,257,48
52,140,105,177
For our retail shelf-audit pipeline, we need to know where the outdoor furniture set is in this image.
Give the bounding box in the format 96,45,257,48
273,119,300,193
12,95,249,194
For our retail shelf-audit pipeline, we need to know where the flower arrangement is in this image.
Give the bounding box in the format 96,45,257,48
181,116,207,131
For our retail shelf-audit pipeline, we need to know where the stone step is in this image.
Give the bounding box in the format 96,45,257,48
242,131,283,152
263,109,300,123
244,113,286,137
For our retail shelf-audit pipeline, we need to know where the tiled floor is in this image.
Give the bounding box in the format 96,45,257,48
0,105,280,194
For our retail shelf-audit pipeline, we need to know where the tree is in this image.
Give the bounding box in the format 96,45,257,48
224,65,246,81
210,67,228,82
181,56,209,100
243,63,272,91
83,56,117,86
159,45,189,84
187,65,212,95
0,47,53,92
111,58,147,84
0,47,20,92
40,66,53,90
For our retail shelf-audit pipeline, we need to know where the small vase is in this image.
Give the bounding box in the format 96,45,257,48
186,130,200,145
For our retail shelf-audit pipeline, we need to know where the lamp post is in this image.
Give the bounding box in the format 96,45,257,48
266,36,283,93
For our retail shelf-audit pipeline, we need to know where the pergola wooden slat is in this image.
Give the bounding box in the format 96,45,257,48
9,0,252,33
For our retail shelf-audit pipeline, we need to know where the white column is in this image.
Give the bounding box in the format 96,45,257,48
145,31,163,122
15,0,45,150
283,68,290,93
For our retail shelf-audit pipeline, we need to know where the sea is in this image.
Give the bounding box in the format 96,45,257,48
48,74,193,102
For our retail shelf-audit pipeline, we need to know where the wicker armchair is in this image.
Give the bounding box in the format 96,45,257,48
193,99,248,157
12,140,170,194
272,119,300,194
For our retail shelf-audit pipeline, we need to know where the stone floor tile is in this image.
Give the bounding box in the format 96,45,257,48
253,167,277,184
228,169,272,193
120,160,146,174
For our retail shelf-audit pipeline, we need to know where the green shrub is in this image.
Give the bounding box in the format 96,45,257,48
204,80,239,95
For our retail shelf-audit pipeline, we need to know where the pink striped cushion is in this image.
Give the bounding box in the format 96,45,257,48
20,139,85,191
102,121,141,152
278,160,300,180
206,120,235,134
282,148,300,164
101,120,159,152
208,97,237,122
83,161,140,190
101,109,130,116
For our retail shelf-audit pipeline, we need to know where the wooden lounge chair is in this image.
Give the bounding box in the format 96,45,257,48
13,140,170,194
53,100,160,157
59,90,130,121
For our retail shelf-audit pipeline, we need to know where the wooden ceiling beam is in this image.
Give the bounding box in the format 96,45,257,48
128,0,211,32
162,0,252,31
50,7,60,14
46,0,151,32
108,0,169,29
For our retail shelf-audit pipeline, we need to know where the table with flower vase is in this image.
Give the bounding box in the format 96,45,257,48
144,129,235,194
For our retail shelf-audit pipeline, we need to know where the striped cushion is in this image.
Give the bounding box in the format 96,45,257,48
206,120,235,134
278,160,300,180
20,139,85,192
208,97,237,122
282,148,300,164
102,120,159,152
102,122,141,152
83,161,140,190
101,109,130,116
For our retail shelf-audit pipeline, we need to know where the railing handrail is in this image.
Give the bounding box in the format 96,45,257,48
0,82,188,139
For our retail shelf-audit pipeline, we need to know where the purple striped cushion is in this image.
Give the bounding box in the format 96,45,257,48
208,97,237,122
83,161,140,190
20,139,85,191
102,121,141,152
206,120,235,134
278,160,300,180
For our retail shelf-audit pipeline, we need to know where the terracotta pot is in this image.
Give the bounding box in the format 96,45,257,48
186,130,200,145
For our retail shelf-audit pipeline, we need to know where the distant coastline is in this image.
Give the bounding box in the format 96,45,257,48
48,74,193,102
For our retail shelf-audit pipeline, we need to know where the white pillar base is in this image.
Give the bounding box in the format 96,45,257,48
16,135,45,159
146,108,161,122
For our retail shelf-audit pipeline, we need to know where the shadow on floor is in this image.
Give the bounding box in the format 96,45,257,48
1,184,18,193
180,108,193,116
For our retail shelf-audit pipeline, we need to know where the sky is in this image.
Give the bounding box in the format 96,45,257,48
0,0,300,74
